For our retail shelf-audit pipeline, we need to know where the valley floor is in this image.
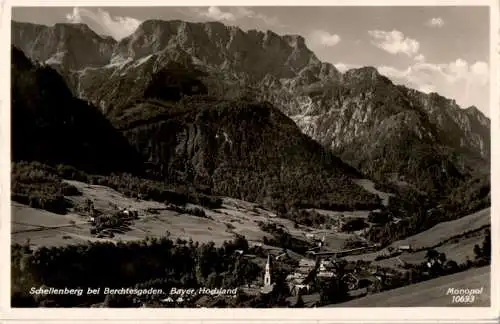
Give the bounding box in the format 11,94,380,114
10,178,491,308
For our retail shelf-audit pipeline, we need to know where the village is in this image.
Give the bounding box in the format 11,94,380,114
14,183,473,309
150,231,420,308
76,196,421,308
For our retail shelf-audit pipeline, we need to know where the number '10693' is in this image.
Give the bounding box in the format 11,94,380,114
452,295,475,304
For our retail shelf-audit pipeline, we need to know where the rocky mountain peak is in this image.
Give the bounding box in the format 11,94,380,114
465,106,489,125
282,34,307,49
53,22,97,35
12,20,116,70
114,20,319,76
344,66,390,84
11,18,490,192
133,19,174,32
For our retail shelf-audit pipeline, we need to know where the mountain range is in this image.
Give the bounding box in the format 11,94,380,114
11,38,382,211
11,19,490,199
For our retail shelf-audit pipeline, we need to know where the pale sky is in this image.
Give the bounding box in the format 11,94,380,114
12,6,491,116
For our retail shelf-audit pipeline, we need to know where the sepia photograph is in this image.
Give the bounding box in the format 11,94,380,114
7,2,495,314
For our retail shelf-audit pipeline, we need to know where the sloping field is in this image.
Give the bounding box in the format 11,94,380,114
13,179,490,261
12,225,115,247
317,231,364,251
390,208,490,250
374,235,485,268
344,208,490,268
12,202,87,230
353,179,394,207
328,266,490,307
63,180,167,212
11,202,97,247
13,180,353,249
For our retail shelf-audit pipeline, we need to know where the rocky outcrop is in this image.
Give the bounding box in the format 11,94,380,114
254,67,490,190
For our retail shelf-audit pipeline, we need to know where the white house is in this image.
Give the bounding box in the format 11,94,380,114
398,245,412,252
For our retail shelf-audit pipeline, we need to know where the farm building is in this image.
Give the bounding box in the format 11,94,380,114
398,245,413,252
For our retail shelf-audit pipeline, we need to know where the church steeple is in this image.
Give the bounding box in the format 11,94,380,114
264,254,271,286
261,254,274,294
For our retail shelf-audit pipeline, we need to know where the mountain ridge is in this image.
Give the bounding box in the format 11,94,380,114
11,19,490,193
11,20,488,119
11,45,384,210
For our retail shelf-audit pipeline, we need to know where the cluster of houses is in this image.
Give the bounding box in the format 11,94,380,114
289,257,341,294
87,206,139,224
85,203,139,238
118,207,139,219
285,258,316,296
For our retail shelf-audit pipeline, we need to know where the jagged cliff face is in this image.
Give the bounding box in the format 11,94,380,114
11,19,490,191
116,20,323,79
12,20,339,111
255,67,490,182
12,22,115,71
257,67,490,157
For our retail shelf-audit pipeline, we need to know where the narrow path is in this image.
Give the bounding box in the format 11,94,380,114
11,221,86,234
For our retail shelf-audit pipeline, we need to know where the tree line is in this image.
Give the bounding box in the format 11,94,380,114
12,235,260,307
